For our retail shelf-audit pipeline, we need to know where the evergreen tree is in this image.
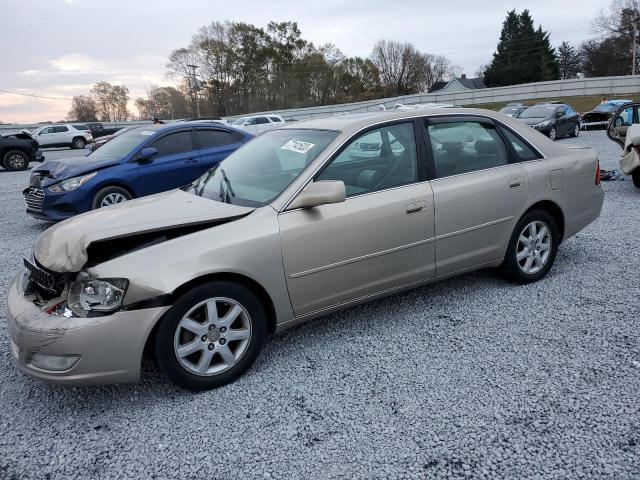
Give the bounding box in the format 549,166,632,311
557,41,582,79
484,10,560,87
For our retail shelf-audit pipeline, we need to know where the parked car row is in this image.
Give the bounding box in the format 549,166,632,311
7,107,605,391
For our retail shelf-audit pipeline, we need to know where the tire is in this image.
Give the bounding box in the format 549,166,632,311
501,209,560,284
91,185,132,209
154,281,267,390
2,150,29,171
72,137,86,149
548,127,557,141
632,170,640,189
570,123,580,137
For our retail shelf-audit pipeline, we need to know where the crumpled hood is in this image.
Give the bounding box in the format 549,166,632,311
33,189,254,272
32,156,121,186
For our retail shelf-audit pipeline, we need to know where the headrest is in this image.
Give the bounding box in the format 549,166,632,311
475,139,499,155
441,141,464,152
357,169,382,189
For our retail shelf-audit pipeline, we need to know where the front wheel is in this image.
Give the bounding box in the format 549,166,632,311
501,210,559,284
154,281,267,390
3,150,29,171
571,124,580,137
548,127,557,141
91,185,132,209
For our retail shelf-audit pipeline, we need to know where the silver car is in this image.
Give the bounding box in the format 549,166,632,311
6,109,604,390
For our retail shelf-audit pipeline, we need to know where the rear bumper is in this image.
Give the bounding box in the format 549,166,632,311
6,271,169,385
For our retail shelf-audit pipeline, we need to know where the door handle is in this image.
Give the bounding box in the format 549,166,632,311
509,178,524,189
184,157,198,164
406,202,426,214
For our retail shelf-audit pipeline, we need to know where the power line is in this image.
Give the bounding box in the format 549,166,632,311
0,89,73,101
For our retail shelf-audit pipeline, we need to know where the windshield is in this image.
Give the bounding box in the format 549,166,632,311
519,105,556,119
88,128,156,158
593,103,621,113
231,117,247,125
500,106,520,115
189,129,339,207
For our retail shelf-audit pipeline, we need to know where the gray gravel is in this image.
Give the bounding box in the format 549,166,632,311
1,133,639,479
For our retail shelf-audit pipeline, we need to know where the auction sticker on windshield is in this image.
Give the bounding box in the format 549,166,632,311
281,139,315,154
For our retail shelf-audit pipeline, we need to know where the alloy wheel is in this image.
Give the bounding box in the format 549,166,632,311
7,153,26,169
516,220,552,275
99,192,128,207
549,128,557,141
173,297,252,376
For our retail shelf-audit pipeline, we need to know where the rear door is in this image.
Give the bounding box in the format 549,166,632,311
193,128,244,174
135,129,199,195
424,116,529,275
53,126,72,145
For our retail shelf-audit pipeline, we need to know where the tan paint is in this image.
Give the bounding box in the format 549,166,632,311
6,108,605,385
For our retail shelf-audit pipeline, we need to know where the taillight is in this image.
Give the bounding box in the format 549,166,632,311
595,159,600,185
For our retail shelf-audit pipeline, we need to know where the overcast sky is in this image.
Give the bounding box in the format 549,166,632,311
0,0,607,123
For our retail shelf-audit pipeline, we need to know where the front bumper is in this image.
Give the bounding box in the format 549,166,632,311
23,185,93,221
6,271,169,385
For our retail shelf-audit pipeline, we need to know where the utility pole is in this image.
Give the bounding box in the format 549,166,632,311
186,64,200,118
633,21,639,76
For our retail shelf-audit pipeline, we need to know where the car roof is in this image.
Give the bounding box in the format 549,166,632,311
280,108,520,134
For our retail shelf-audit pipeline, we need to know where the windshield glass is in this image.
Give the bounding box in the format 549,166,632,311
593,103,620,113
500,106,520,115
231,117,247,125
88,128,156,158
519,105,556,119
189,129,339,207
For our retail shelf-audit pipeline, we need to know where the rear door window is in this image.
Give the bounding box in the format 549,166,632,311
149,131,194,157
255,117,270,124
269,117,283,123
53,126,69,133
426,120,509,177
195,129,240,149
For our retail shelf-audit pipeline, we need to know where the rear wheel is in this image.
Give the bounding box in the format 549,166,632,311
155,281,267,390
72,137,86,149
632,170,640,188
502,210,559,284
3,150,29,171
91,185,132,209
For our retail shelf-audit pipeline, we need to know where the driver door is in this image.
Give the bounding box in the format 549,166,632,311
607,104,639,148
278,120,435,317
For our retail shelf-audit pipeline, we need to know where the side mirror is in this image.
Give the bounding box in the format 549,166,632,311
288,180,346,210
139,147,158,161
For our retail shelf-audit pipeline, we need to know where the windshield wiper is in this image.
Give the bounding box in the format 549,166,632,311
218,168,235,204
220,168,235,197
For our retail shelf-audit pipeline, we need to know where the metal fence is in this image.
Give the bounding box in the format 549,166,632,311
2,75,639,134
239,75,640,121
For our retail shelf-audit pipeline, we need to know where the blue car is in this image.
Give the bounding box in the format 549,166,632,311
24,123,253,220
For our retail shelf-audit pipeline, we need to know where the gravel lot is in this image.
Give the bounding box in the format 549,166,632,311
1,135,638,480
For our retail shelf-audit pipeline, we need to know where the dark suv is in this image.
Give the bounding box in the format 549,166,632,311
518,103,581,141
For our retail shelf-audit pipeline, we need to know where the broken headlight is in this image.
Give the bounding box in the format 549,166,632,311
67,276,128,315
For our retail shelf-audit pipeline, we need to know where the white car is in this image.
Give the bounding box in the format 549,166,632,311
230,114,285,134
32,124,93,149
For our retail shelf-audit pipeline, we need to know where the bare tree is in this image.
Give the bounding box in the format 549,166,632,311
90,82,129,121
67,95,97,122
